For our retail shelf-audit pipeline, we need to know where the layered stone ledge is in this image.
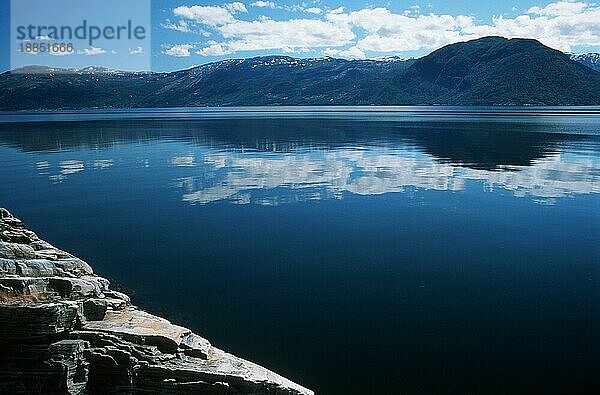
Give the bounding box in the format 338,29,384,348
0,208,312,394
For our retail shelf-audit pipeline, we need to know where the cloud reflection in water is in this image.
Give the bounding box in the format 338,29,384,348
172,147,599,205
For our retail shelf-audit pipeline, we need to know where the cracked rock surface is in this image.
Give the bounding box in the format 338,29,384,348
0,208,313,395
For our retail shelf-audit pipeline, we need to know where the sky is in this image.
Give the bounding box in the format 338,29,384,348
1,0,599,72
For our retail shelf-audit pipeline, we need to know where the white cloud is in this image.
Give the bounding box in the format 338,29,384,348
165,44,194,57
171,0,600,58
527,1,587,16
129,46,144,55
196,42,231,56
196,18,355,55
464,2,600,52
224,2,247,13
174,5,237,27
324,46,365,59
34,35,52,41
326,1,600,54
162,19,191,32
77,46,108,55
251,1,276,8
173,1,248,27
337,46,365,59
403,5,421,16
328,7,345,14
326,8,477,53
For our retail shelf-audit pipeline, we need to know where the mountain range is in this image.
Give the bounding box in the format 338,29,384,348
0,36,599,110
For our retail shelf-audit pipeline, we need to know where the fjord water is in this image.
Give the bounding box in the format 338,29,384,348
0,108,598,393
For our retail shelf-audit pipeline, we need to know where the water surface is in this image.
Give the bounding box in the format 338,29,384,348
0,108,598,393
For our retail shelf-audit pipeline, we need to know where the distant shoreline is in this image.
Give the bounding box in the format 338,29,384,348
1,105,599,124
3,38,599,111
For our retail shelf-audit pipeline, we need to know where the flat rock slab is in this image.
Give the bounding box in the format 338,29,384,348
0,301,79,338
83,308,194,354
0,208,313,394
164,347,313,394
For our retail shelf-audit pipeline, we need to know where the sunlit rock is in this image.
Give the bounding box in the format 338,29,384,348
0,208,312,394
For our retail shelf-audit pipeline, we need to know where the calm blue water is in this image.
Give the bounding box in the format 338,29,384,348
0,108,599,394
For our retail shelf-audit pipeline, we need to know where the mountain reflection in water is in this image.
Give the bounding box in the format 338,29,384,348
2,118,597,205
0,112,598,394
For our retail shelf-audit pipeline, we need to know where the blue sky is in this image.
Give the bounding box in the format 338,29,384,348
1,0,599,72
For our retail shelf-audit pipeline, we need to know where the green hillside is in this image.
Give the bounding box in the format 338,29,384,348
0,36,598,110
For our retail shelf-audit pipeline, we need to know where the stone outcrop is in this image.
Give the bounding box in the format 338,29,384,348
0,208,312,394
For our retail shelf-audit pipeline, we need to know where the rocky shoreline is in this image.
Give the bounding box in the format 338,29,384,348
0,208,312,394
